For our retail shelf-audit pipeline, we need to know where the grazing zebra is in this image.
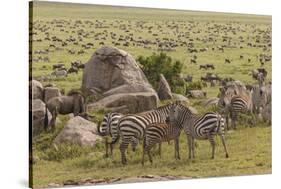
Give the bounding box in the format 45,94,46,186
142,120,182,165
218,86,255,129
97,112,125,157
168,103,229,159
112,103,175,165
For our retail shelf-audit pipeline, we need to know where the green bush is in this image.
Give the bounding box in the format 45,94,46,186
137,52,184,94
186,81,203,91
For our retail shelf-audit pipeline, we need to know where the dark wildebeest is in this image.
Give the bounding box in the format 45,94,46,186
225,59,231,64
45,90,87,131
52,64,65,70
190,59,197,64
199,64,215,70
68,66,79,74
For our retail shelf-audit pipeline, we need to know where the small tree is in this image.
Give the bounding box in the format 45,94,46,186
137,52,184,94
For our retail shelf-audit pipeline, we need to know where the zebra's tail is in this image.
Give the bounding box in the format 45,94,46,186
110,134,119,145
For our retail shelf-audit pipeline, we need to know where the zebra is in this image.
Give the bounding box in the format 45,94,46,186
97,112,125,157
218,85,255,129
142,120,182,165
111,103,176,165
98,113,140,157
168,103,229,159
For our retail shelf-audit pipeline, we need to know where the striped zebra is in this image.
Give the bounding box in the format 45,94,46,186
218,86,255,129
142,120,182,165
113,103,175,165
168,103,229,159
97,112,124,157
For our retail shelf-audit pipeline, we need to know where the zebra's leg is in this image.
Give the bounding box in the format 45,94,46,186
231,111,237,130
207,133,215,159
174,138,180,160
119,137,130,165
105,138,109,158
250,112,257,127
220,134,229,158
191,137,195,159
110,143,114,156
187,135,192,159
158,143,162,157
142,137,146,166
131,137,138,152
225,114,229,130
147,147,153,164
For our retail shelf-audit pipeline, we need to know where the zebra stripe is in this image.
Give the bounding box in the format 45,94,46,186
117,103,175,165
142,121,182,165
98,112,123,157
229,95,254,129
168,103,229,159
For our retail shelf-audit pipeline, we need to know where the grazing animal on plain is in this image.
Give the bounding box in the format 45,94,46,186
67,66,78,74
97,112,138,158
113,103,174,165
45,91,86,131
52,64,65,70
218,87,254,129
190,59,197,64
51,70,68,77
225,59,231,64
142,120,182,165
168,103,229,159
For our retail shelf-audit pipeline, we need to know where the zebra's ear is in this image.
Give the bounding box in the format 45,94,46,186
234,90,237,95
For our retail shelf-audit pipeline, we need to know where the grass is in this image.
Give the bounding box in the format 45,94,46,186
30,1,272,188
32,122,271,188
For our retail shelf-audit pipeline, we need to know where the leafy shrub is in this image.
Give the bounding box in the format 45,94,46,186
137,52,184,94
186,81,203,91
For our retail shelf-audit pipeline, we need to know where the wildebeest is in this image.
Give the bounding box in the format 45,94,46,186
67,66,78,74
199,64,215,70
52,64,65,70
45,90,87,131
225,59,231,64
51,70,68,77
190,59,197,64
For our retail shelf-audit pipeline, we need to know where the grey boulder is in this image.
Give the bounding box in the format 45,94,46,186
30,80,44,100
88,92,158,114
157,74,172,100
53,116,101,146
31,99,52,136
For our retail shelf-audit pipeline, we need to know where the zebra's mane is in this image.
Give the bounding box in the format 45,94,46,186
137,103,173,115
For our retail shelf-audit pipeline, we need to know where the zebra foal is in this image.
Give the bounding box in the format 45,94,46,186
168,103,229,159
142,120,182,165
115,103,177,165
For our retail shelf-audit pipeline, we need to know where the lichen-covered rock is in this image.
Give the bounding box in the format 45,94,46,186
157,74,172,100
53,116,101,146
82,46,159,113
172,93,189,103
82,46,156,96
30,80,44,100
31,99,52,136
187,90,206,98
88,92,158,114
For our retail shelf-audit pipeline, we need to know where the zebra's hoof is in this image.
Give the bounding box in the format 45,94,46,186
226,154,229,158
